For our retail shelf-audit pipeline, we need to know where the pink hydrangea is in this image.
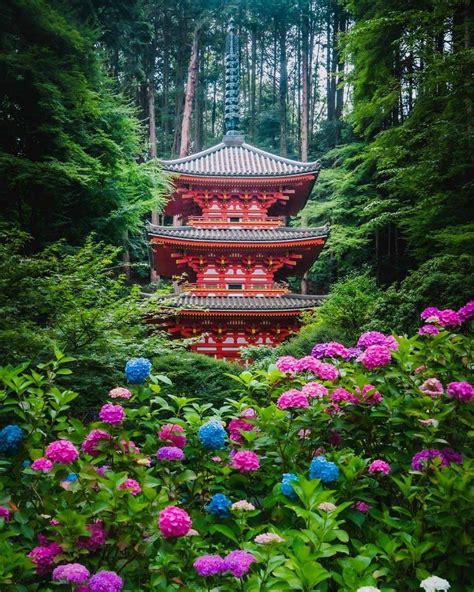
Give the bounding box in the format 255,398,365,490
117,478,141,496
99,403,125,426
438,309,461,327
228,418,254,442
420,378,444,397
331,388,359,404
360,345,392,370
275,356,297,373
28,541,62,574
240,407,257,419
223,550,256,577
295,356,322,373
458,300,474,322
419,324,439,336
108,387,132,399
421,307,440,321
193,554,225,576
82,429,111,457
158,506,192,538
89,570,123,592
368,459,391,475
302,382,328,398
385,335,399,351
52,563,90,584
231,450,260,473
325,341,350,359
0,506,10,522
277,389,309,410
447,381,474,403
298,428,311,439
355,385,383,405
158,424,186,448
254,532,285,544
77,521,106,551
31,457,53,472
315,362,339,381
45,440,79,464
357,331,388,348
353,501,370,513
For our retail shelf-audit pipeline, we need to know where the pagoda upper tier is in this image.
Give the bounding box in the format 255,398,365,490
161,135,320,223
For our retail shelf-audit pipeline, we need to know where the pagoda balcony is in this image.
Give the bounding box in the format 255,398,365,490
180,282,289,296
187,216,284,228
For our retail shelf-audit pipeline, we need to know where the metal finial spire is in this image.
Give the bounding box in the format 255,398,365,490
224,18,241,141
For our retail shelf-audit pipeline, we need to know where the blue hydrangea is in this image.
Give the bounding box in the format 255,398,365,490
0,424,24,454
65,472,78,482
206,493,232,518
309,455,339,483
125,358,152,384
198,421,226,450
281,473,299,499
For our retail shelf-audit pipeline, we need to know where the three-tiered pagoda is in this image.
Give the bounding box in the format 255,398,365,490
147,24,328,360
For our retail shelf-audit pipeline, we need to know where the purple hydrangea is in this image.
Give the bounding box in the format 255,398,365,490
447,381,474,403
360,345,392,370
156,446,185,461
88,570,123,592
419,324,439,336
357,331,388,349
311,343,328,358
193,554,225,576
421,307,440,321
458,300,474,322
411,448,462,471
223,550,256,577
52,563,90,584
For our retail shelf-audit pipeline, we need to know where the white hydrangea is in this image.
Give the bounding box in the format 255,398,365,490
356,587,380,592
420,575,451,592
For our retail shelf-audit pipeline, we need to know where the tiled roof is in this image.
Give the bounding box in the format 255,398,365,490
161,137,320,177
147,224,328,243
155,293,325,312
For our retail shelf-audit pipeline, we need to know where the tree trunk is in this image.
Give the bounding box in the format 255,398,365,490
334,9,346,121
148,79,157,159
250,25,257,140
122,229,131,281
300,214,309,294
180,27,200,157
326,2,335,122
279,22,288,157
301,2,310,160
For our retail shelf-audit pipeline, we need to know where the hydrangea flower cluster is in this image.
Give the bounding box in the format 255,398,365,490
99,403,125,426
281,473,299,499
230,450,260,473
108,387,132,399
420,378,444,397
275,355,297,373
228,418,254,442
193,554,225,576
82,429,111,456
458,300,474,322
31,457,53,472
419,575,451,591
318,502,336,511
206,493,232,518
254,532,285,544
311,341,350,359
368,459,391,475
354,384,383,405
331,388,358,405
124,357,152,384
117,478,141,496
353,501,371,513
357,331,398,350
198,421,226,450
419,324,439,336
45,440,79,464
277,389,309,410
77,521,106,551
309,455,339,482
420,307,460,327
301,382,328,398
0,424,24,454
156,445,185,461
89,570,123,592
158,506,192,538
158,424,186,448
411,448,462,471
223,550,256,577
52,563,90,584
447,381,474,402
28,541,63,574
360,345,392,370
0,506,10,522
231,500,255,512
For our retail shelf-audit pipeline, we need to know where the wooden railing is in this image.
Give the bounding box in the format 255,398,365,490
187,216,284,228
181,282,289,295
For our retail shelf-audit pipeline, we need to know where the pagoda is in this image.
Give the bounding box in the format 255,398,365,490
147,23,328,360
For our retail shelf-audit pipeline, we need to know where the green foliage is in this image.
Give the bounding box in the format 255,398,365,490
0,322,472,589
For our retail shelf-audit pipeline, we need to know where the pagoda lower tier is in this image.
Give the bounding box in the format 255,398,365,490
147,294,325,359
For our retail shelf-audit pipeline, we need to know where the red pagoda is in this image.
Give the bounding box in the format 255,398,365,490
148,24,328,360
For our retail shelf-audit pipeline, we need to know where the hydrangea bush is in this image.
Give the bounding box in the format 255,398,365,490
0,305,473,591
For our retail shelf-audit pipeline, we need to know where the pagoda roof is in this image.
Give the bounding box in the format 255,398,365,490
161,136,320,178
147,224,328,244
155,293,325,314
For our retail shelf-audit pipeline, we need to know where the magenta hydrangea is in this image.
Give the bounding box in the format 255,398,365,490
82,429,111,457
28,541,63,574
99,403,125,426
421,307,440,321
275,356,297,373
355,384,383,405
77,522,106,551
117,478,141,496
438,309,461,327
315,362,339,381
302,382,328,398
360,345,392,370
295,356,322,373
88,570,123,592
158,506,192,538
411,448,462,471
458,300,474,322
228,418,254,442
45,440,79,464
223,550,256,577
331,388,359,404
0,506,10,522
156,446,185,461
53,563,90,584
357,331,388,348
231,450,260,473
325,341,350,359
447,381,474,402
108,387,132,399
420,378,444,397
31,457,53,472
368,459,391,475
353,501,371,513
277,389,309,410
158,424,186,448
419,324,439,336
193,554,225,577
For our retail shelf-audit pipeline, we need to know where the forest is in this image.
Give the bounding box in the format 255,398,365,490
0,1,473,590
